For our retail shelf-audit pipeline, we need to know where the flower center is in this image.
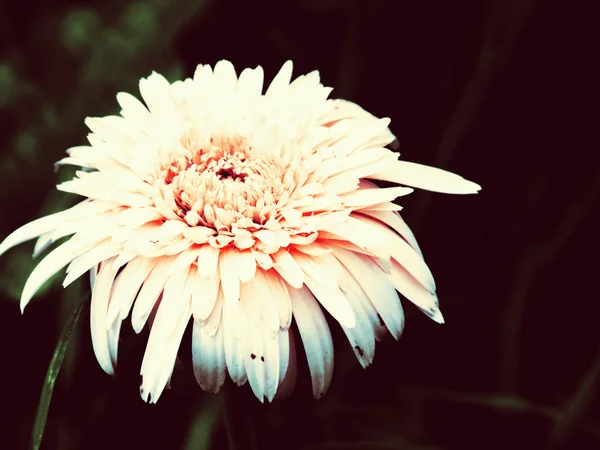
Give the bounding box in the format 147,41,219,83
158,135,290,232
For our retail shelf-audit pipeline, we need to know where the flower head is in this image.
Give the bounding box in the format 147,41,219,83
0,60,480,403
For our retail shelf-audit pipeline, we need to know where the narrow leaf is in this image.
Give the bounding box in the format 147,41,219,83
30,292,89,450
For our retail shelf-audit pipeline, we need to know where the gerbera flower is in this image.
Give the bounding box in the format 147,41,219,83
0,60,480,403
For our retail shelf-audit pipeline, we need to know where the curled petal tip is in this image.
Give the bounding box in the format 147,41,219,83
430,308,445,324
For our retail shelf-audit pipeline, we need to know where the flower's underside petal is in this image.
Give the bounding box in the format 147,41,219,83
332,248,405,340
349,214,436,292
90,256,119,376
275,328,297,399
289,285,334,399
223,299,248,386
192,317,226,393
388,259,444,323
243,320,280,402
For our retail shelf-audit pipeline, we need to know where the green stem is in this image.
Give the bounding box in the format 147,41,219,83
222,382,257,450
30,292,90,450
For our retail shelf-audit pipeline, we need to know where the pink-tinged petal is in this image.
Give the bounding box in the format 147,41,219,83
319,221,389,259
117,207,163,228
356,201,403,212
183,226,216,244
236,250,257,283
272,249,305,288
90,256,119,375
254,230,280,254
192,318,226,393
292,241,333,256
289,286,334,399
252,249,273,270
197,244,220,278
370,160,481,194
169,245,203,275
317,238,377,258
359,210,423,257
340,186,413,208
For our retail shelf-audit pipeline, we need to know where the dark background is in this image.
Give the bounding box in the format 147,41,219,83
0,0,598,449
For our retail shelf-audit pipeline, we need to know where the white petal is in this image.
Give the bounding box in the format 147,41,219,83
238,65,264,98
265,60,293,98
197,244,220,278
333,248,404,339
255,270,292,330
169,245,202,275
0,208,73,258
239,276,264,326
275,329,297,399
289,286,334,399
105,256,156,325
371,160,481,194
360,210,423,257
63,240,121,288
131,255,176,333
107,315,122,368
21,240,92,311
192,319,226,393
90,256,119,375
138,72,178,117
243,322,280,403
223,300,248,386
351,214,435,291
191,268,221,322
337,274,376,368
236,250,257,283
389,260,444,323
272,249,304,288
219,247,240,304
146,267,191,343
140,300,191,403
